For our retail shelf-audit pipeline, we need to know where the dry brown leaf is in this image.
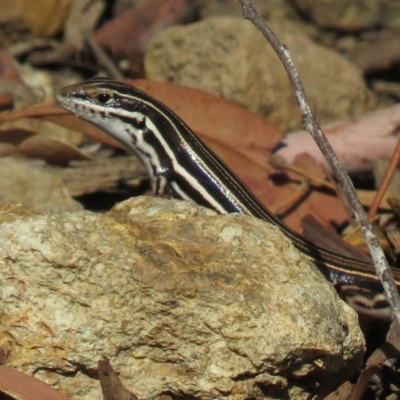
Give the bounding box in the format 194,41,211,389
277,104,400,173
16,135,91,166
95,0,191,60
0,125,90,166
200,137,276,209
324,380,355,400
0,101,62,119
301,215,372,261
0,366,72,400
276,154,349,233
0,102,124,150
0,128,36,144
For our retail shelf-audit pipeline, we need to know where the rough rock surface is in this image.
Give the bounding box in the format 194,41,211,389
0,197,365,399
145,17,375,131
0,157,82,213
291,0,400,31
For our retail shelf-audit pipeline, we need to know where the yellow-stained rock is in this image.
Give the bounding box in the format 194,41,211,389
0,197,365,399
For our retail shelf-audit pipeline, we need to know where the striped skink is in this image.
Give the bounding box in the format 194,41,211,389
57,78,400,321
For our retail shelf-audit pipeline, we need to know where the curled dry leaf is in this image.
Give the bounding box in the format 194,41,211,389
0,126,90,166
276,104,400,173
0,366,72,400
15,135,91,166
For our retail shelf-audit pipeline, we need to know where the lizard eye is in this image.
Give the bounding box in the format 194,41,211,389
96,93,112,104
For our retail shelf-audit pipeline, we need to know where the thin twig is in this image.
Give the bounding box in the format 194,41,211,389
368,136,400,218
84,31,124,80
237,0,400,324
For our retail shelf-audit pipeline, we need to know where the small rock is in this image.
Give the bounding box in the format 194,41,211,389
199,0,295,21
145,17,375,131
291,0,400,31
0,197,364,399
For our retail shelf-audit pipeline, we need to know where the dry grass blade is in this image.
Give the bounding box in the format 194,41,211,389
368,135,400,218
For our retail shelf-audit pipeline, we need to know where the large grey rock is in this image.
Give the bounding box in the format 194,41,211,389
0,197,365,399
145,17,375,131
